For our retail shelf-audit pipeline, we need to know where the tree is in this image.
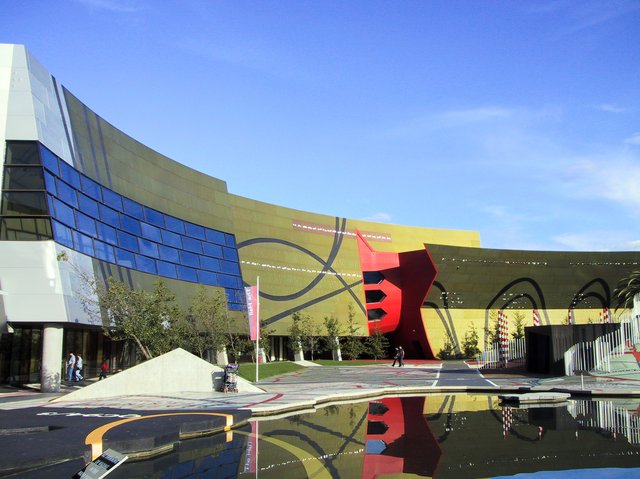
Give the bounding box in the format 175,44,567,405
365,327,389,360
301,316,324,360
340,304,365,360
100,278,183,360
461,323,480,358
323,315,342,357
613,270,640,310
288,311,306,356
511,312,525,340
437,334,456,360
486,310,500,345
179,286,228,358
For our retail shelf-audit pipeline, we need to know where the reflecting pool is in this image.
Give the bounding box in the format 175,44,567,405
112,395,640,478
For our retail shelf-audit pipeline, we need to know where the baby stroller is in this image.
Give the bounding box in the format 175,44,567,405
223,363,239,393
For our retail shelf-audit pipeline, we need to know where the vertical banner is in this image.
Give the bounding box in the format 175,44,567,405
242,420,259,474
245,285,259,341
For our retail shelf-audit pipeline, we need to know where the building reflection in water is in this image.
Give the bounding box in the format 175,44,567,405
112,395,640,479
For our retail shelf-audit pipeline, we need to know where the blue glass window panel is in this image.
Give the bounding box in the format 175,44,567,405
55,179,78,208
138,238,159,258
98,204,120,228
81,176,102,201
205,228,225,245
184,222,205,239
115,248,136,268
52,198,76,228
120,215,142,236
77,193,99,218
164,216,185,234
225,234,236,247
47,195,55,216
122,198,144,219
161,229,182,248
102,188,123,211
182,236,203,254
39,146,59,174
228,288,245,304
72,231,94,256
52,220,73,248
228,303,246,311
158,244,180,263
222,247,239,262
94,240,115,263
135,255,157,274
117,230,138,252
218,274,238,289
140,222,162,242
96,222,117,245
220,260,240,276
202,243,223,258
197,270,218,286
44,171,57,194
76,212,97,237
144,207,165,228
58,161,81,189
176,265,197,282
180,250,199,268
157,261,177,279
199,256,219,271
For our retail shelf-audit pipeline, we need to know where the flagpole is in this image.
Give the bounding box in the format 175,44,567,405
256,276,260,383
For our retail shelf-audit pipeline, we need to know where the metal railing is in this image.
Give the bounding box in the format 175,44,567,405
477,338,526,369
568,399,640,445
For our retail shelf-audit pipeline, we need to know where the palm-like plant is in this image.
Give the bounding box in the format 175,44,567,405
613,270,640,310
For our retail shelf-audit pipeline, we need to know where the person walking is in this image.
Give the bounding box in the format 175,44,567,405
66,352,76,382
99,358,109,380
391,347,400,367
75,354,84,381
398,346,405,367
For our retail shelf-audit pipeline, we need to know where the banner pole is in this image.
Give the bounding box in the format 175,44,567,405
256,276,260,383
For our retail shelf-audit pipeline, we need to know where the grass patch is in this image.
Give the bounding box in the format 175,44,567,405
237,361,305,382
314,359,388,366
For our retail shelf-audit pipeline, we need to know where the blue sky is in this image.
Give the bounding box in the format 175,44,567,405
3,1,640,251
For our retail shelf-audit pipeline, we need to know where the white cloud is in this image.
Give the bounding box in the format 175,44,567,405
360,212,393,224
74,0,140,13
552,232,640,252
625,132,640,145
594,104,628,113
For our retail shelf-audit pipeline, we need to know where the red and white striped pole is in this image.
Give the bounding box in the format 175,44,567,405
533,309,540,327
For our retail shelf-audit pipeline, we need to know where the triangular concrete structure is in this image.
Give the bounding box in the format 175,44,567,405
52,348,263,402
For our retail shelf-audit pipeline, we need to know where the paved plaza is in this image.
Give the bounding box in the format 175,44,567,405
1,360,640,476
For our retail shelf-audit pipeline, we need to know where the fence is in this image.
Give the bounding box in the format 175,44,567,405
568,399,640,445
477,337,526,369
564,311,640,376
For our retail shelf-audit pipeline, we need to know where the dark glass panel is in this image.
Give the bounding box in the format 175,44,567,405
224,233,236,247
98,204,120,228
101,188,123,211
157,261,177,279
39,145,59,174
182,236,203,254
5,141,39,165
137,238,159,258
205,228,225,245
218,274,238,288
220,259,240,276
199,256,219,271
51,220,73,247
96,222,117,245
140,222,162,242
72,231,94,256
176,265,197,282
367,308,387,320
80,176,102,201
52,198,76,227
54,179,78,208
115,248,136,268
122,198,144,219
158,245,180,263
179,250,200,268
2,166,45,190
58,161,81,189
222,247,238,262
164,216,185,234
228,303,245,311
1,192,49,216
161,229,182,248
94,240,115,263
117,230,138,252
202,242,223,258
184,222,205,239
76,212,97,237
120,215,142,236
135,255,157,274
197,270,218,286
363,271,385,285
77,193,99,218
365,290,387,303
144,207,165,228
0,218,52,241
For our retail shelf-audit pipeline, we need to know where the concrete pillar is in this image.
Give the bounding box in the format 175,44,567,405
293,341,305,362
215,346,229,366
41,323,63,393
332,337,342,361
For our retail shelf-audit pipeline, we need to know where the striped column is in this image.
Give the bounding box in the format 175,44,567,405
532,309,540,327
502,406,513,438
498,310,509,367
